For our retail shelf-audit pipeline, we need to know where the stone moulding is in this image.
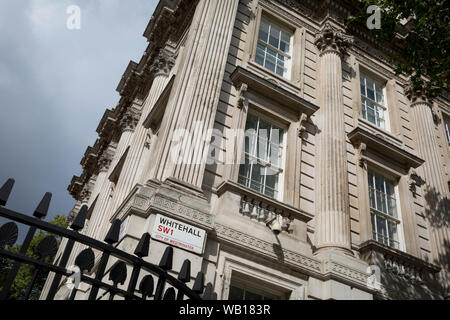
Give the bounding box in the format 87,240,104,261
215,223,322,273
215,223,372,289
348,126,424,172
151,194,214,230
230,66,319,117
112,182,214,232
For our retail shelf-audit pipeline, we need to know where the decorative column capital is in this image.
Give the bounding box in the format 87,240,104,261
79,185,92,204
119,107,141,133
404,81,434,107
97,148,115,173
314,22,353,57
150,50,175,77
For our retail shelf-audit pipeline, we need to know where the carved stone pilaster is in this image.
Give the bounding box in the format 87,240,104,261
150,50,175,78
314,22,353,57
119,107,141,133
314,20,352,255
407,80,449,298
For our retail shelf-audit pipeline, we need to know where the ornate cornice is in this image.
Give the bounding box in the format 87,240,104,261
314,22,353,57
96,109,117,141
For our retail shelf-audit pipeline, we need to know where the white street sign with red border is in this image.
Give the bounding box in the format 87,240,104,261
151,214,206,255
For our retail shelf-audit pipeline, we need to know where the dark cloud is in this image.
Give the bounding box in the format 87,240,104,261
0,0,157,240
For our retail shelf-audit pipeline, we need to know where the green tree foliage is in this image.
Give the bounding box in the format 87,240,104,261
0,215,68,300
347,0,449,97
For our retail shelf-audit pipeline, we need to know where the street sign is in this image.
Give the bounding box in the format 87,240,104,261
151,214,207,255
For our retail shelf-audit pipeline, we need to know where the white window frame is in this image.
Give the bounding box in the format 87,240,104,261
238,110,287,201
360,72,390,132
367,168,405,251
255,16,294,80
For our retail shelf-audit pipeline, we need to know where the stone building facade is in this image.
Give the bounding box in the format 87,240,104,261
44,0,449,300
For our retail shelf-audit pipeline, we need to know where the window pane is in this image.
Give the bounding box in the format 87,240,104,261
259,20,269,42
238,156,250,186
229,286,245,300
255,43,266,67
376,89,384,105
366,78,375,100
371,213,377,237
376,215,388,245
269,25,280,48
256,18,292,79
280,31,291,53
265,167,279,197
245,290,263,300
388,221,399,248
360,77,366,95
367,102,376,124
361,98,367,120
250,163,264,193
269,143,281,167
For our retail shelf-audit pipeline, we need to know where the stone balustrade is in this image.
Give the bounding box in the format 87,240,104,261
239,196,294,234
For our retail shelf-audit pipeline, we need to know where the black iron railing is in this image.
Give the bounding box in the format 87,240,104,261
0,178,215,300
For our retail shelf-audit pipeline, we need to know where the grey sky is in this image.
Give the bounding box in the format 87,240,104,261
0,0,158,237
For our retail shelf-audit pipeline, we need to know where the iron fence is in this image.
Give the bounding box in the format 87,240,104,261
0,178,215,300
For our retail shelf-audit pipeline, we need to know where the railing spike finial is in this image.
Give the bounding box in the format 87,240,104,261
0,179,15,206
33,192,52,219
109,261,127,287
104,219,121,244
192,271,205,294
134,232,151,258
0,222,19,249
178,259,191,283
70,205,88,231
75,248,95,273
139,275,154,299
159,246,173,271
163,287,176,300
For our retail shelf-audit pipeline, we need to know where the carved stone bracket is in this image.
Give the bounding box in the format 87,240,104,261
298,113,308,138
314,22,353,57
237,83,248,109
355,141,367,168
